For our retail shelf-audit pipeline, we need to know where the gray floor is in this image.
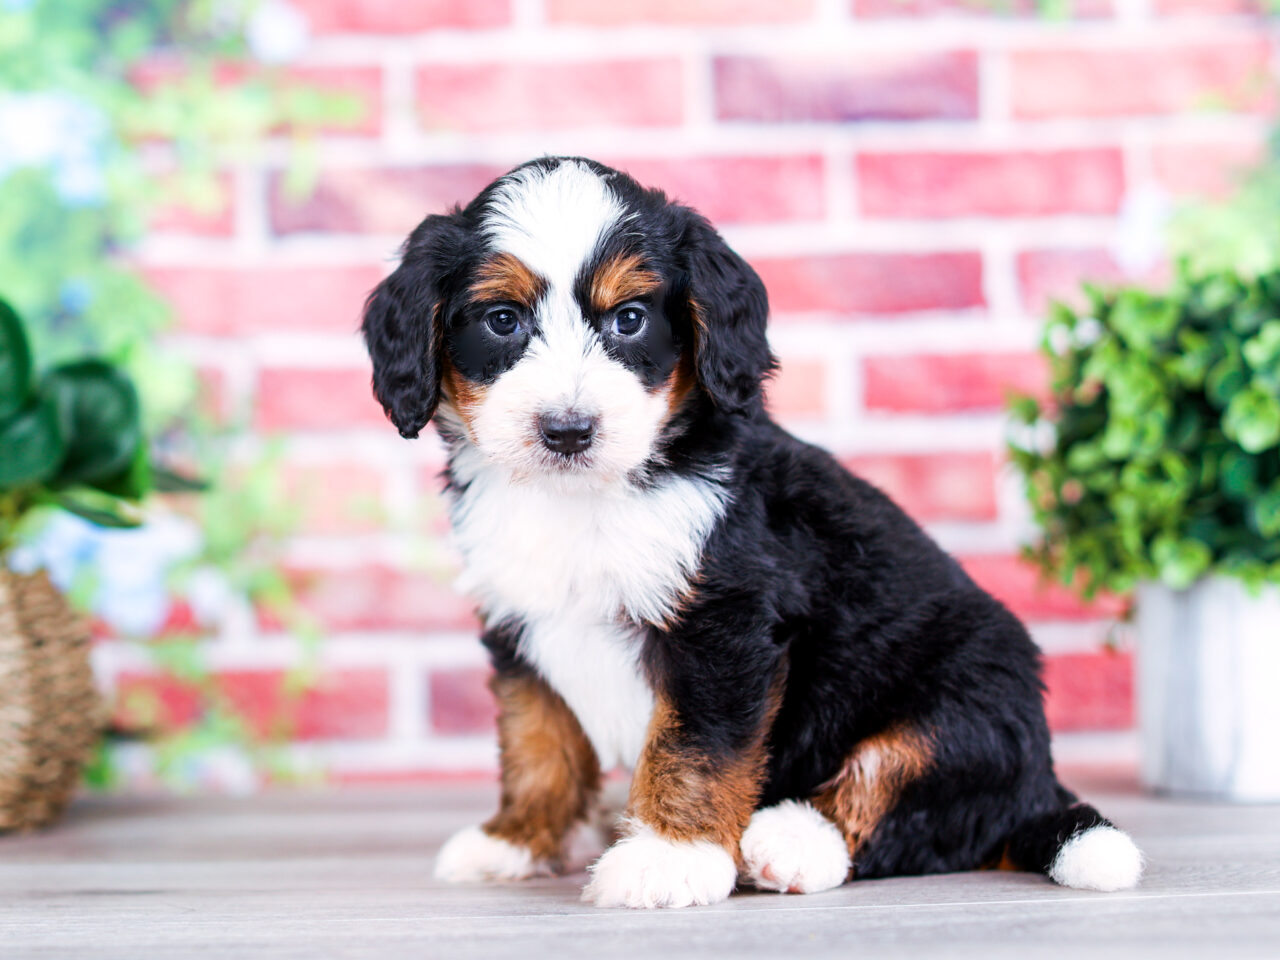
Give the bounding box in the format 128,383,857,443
2,768,1278,959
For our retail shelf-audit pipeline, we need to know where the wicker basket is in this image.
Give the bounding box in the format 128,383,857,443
0,567,102,832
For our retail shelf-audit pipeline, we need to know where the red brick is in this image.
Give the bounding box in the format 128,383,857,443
144,264,383,336
297,0,510,32
430,667,496,734
854,0,1113,17
604,155,826,224
754,252,985,315
256,368,385,432
1017,248,1125,315
414,477,459,539
1044,651,1134,732
959,554,1126,621
863,352,1047,412
195,367,231,424
715,52,978,123
285,566,479,633
548,0,815,23
843,452,998,522
115,668,389,739
767,358,827,418
858,149,1125,218
280,462,387,535
1150,137,1266,198
271,165,505,235
416,60,683,133
1011,41,1272,119
1154,0,1261,13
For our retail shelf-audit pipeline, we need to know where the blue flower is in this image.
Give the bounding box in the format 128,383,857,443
60,278,93,315
9,513,101,593
10,512,201,636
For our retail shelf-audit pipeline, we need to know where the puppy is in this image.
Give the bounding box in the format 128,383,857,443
362,157,1144,908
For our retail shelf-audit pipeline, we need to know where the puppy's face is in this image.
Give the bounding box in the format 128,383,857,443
363,157,775,484
442,161,692,484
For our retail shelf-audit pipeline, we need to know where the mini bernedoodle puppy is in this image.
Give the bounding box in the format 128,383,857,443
361,157,1144,908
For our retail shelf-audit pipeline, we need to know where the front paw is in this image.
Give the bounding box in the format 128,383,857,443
582,824,737,908
434,825,552,883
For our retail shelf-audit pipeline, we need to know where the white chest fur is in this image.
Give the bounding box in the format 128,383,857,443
447,449,727,769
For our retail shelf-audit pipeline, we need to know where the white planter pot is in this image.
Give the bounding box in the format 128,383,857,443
1136,577,1280,802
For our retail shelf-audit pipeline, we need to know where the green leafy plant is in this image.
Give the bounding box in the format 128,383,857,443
0,297,199,552
1009,267,1280,598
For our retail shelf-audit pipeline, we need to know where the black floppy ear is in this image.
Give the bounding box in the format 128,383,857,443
679,210,777,415
362,213,466,439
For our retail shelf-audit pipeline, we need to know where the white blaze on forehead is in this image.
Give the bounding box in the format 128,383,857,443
462,159,668,484
482,160,625,291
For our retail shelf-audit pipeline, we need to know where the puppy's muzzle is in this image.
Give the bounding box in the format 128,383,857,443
538,412,597,455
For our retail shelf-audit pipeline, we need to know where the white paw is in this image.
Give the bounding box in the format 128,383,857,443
433,825,551,883
740,800,850,894
1049,825,1144,892
582,823,737,909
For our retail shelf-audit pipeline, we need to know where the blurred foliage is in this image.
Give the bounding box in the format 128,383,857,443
0,0,359,424
81,440,326,793
1010,269,1280,598
1169,129,1280,279
0,0,360,790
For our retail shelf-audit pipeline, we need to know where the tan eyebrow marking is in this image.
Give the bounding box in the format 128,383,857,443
590,252,662,314
470,253,547,306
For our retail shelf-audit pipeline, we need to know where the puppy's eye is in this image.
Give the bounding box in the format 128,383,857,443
611,304,647,337
484,306,521,337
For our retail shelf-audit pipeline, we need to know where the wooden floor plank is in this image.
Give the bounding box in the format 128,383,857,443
2,771,1278,959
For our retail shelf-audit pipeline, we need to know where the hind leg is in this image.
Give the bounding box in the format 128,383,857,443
739,800,851,894
741,722,937,893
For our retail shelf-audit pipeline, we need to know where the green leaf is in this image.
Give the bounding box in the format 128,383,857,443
91,441,152,501
41,360,143,486
1220,449,1260,499
0,297,33,422
1223,385,1280,453
1101,417,1138,460
1243,320,1280,372
152,465,207,493
50,489,143,529
1152,535,1212,590
0,392,66,490
1207,356,1248,408
1251,484,1280,538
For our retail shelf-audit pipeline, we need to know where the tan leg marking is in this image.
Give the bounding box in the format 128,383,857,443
483,671,602,867
811,725,934,871
628,688,780,857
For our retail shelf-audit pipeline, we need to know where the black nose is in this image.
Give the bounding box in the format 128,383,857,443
538,413,597,455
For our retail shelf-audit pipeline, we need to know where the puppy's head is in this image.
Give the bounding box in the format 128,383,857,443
363,157,775,483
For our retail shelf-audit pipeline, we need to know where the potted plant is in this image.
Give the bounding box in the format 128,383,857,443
1009,267,1280,802
0,297,197,830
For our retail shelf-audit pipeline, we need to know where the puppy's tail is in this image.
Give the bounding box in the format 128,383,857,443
1000,793,1144,892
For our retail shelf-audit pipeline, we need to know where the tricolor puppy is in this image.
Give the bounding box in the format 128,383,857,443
362,157,1144,908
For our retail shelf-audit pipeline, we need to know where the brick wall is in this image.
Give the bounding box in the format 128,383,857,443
102,0,1276,780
